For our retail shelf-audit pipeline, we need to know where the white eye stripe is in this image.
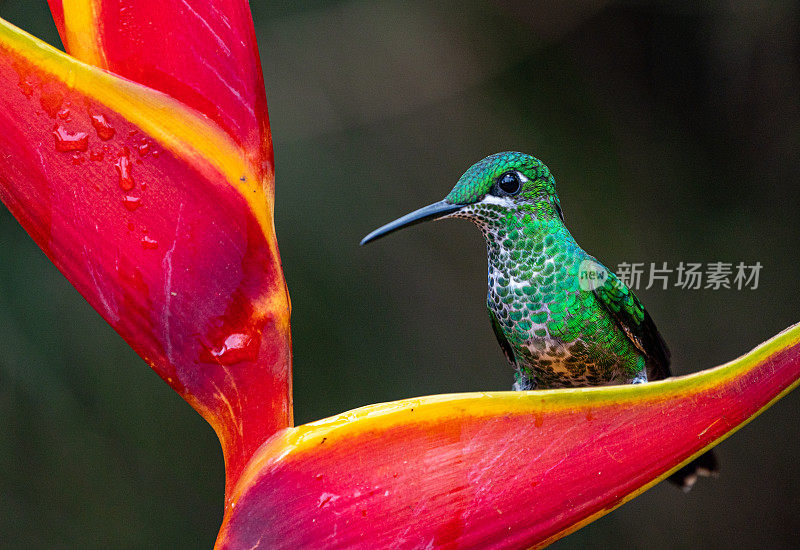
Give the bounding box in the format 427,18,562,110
480,195,516,207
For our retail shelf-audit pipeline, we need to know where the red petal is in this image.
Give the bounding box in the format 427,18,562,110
217,325,800,549
46,1,65,44
0,18,289,499
48,0,270,168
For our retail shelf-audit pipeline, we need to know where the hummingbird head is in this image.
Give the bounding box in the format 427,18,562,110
360,151,564,245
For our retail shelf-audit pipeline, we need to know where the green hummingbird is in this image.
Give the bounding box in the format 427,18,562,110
361,151,717,489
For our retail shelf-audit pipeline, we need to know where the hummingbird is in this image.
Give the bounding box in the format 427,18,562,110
361,151,717,489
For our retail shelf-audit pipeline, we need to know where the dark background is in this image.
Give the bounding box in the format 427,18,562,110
1,1,799,548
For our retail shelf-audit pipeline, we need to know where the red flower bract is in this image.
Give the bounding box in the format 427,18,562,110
46,0,271,165
0,6,290,500
216,325,800,549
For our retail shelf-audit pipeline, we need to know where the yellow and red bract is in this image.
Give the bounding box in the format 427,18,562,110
0,5,290,501
46,0,272,166
216,324,800,549
0,2,797,549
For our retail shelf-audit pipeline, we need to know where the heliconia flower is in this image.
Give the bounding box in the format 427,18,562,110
0,3,797,549
215,325,800,549
0,1,290,498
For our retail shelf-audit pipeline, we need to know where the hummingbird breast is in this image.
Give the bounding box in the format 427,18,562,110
479,209,645,389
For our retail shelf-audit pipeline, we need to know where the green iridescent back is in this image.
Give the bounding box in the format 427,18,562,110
445,152,669,389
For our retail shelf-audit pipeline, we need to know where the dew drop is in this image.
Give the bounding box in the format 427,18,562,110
89,149,104,161
317,493,339,509
40,90,64,118
19,76,34,97
115,155,134,190
200,332,261,365
122,195,141,211
141,235,158,249
315,474,323,481
137,141,151,157
202,332,260,365
71,152,84,165
53,126,89,152
57,108,71,120
90,114,116,140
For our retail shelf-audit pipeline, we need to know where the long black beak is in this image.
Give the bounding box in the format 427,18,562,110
360,200,463,245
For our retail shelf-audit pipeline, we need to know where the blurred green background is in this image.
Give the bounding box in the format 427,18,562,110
1,0,799,548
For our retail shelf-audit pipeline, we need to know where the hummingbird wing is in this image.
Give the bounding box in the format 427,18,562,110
593,266,716,489
488,307,516,367
592,268,672,381
594,268,719,492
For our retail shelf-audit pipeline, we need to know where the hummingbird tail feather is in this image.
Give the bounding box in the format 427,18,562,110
668,449,719,492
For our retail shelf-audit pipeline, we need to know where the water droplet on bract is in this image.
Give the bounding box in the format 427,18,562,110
90,114,116,140
122,195,141,211
317,493,339,509
40,89,64,117
57,108,70,120
137,141,151,157
151,149,160,158
115,155,134,190
140,236,158,249
89,149,104,161
19,76,34,97
53,126,89,152
200,332,261,365
71,153,84,165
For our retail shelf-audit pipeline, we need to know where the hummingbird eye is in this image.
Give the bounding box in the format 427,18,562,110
497,171,523,195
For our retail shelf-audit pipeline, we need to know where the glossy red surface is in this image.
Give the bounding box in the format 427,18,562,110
0,46,290,497
48,0,271,175
216,332,800,549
